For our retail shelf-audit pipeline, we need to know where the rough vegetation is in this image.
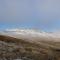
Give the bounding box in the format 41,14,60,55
0,35,60,60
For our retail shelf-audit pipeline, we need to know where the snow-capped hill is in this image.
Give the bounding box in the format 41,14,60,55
0,28,60,43
4,29,47,37
0,29,60,49
5,28,59,38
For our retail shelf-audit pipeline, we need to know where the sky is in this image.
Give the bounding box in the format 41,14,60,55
0,0,60,32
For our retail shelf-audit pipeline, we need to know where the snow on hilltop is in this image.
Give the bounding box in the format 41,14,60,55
0,28,60,42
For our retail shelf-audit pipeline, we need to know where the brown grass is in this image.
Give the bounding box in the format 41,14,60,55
0,35,60,60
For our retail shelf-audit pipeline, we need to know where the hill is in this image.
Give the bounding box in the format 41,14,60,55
0,29,60,60
0,35,60,60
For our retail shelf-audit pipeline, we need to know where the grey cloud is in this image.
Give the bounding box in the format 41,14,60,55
0,0,60,30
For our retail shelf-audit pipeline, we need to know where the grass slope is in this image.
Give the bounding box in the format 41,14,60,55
0,35,60,60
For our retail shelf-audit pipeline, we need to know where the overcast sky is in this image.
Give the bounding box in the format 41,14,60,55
0,0,60,32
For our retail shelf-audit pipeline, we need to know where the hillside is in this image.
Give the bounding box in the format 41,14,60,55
0,29,60,60
0,35,60,60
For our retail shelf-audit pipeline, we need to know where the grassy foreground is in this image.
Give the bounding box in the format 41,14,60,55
0,35,60,60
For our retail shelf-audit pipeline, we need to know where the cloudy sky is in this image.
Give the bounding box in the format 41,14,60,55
0,0,60,32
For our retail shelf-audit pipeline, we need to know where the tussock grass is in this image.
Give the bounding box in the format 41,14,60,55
0,35,60,60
